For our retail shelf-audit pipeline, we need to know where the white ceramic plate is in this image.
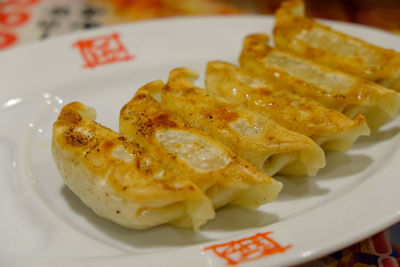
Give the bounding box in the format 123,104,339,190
1,16,400,267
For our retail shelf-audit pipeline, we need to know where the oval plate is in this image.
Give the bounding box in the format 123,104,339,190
0,16,399,267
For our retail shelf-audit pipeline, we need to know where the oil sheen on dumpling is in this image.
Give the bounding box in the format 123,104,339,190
52,102,214,230
273,0,400,91
239,34,400,130
161,69,326,176
119,81,282,215
205,62,370,152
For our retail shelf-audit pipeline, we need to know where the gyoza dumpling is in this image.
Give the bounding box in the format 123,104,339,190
52,102,214,230
273,0,400,91
161,69,325,176
120,81,282,212
205,62,370,151
239,34,400,130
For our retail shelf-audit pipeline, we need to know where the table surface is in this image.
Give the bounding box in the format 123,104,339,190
1,0,399,266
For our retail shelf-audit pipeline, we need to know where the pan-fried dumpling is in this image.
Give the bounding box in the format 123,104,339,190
205,62,370,151
239,34,400,130
161,69,325,176
52,102,215,230
120,81,282,212
273,0,400,91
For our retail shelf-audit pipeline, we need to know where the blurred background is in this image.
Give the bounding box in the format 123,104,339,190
1,0,400,51
99,0,400,33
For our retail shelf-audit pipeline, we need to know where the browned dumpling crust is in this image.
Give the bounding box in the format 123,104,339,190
120,81,282,212
161,68,326,176
52,102,215,230
239,34,400,130
205,62,370,152
273,0,400,91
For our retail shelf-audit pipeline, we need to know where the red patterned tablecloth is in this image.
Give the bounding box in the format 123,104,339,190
1,1,399,266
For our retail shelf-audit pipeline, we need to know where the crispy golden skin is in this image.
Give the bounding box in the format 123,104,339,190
161,68,326,176
205,62,370,152
120,81,282,211
240,34,400,130
52,102,215,230
273,0,400,91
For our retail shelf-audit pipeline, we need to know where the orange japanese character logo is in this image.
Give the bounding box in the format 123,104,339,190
0,0,39,50
204,232,292,265
73,32,134,68
0,32,17,49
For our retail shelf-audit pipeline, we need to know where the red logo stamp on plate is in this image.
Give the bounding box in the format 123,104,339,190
73,32,134,68
0,32,17,49
0,0,39,50
204,232,292,265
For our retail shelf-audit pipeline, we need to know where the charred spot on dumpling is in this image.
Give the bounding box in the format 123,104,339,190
102,140,116,152
135,117,155,137
134,93,147,101
57,110,82,126
258,89,272,96
213,107,240,123
120,106,134,121
152,113,178,128
163,85,172,93
63,129,90,146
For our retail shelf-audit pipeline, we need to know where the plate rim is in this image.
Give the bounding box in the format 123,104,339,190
1,15,400,267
